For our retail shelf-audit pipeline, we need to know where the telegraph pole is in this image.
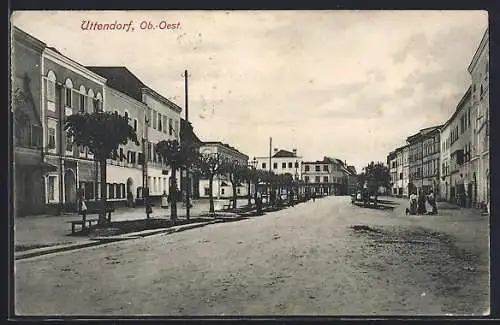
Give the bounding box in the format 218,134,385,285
144,113,150,219
184,69,191,219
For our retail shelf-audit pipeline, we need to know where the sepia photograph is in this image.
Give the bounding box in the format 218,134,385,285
10,10,490,317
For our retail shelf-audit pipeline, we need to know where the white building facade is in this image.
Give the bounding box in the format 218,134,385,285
198,142,249,199
253,148,302,181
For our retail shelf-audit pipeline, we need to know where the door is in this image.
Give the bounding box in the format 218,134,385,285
64,169,77,211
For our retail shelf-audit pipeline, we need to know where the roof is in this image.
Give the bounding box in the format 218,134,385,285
202,141,249,159
272,149,296,158
442,86,473,129
406,125,442,143
180,118,202,145
13,27,46,51
86,66,146,102
467,28,489,73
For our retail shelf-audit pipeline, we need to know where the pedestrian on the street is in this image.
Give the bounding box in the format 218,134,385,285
290,188,295,206
427,190,438,215
127,191,135,208
256,191,263,215
417,190,427,215
161,191,169,209
80,196,88,227
407,191,418,215
312,191,316,202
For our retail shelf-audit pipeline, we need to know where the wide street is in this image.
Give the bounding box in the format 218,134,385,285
15,196,489,316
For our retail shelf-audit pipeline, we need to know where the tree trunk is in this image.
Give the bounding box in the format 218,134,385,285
170,166,178,221
231,178,237,209
247,180,252,206
99,158,108,224
208,175,214,213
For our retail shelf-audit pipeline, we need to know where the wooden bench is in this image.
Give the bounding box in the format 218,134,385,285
68,218,99,234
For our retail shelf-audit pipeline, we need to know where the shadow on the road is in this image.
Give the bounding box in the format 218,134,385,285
352,202,395,211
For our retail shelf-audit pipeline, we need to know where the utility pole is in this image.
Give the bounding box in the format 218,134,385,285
184,69,191,219
144,111,150,219
268,137,272,201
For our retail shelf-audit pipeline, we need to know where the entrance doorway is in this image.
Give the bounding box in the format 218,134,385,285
64,168,77,211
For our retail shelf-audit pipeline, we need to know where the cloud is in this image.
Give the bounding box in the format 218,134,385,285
11,10,488,171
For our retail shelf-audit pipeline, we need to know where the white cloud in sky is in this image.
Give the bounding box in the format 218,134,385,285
11,10,488,172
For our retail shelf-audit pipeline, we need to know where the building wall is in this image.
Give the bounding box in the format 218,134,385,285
439,125,451,201
421,131,440,196
301,162,343,195
198,143,249,199
469,30,489,209
12,28,46,216
254,155,302,180
408,139,423,193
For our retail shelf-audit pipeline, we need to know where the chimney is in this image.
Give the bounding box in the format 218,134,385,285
274,148,278,153
293,148,297,156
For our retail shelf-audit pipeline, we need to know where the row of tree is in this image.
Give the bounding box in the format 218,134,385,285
64,111,303,224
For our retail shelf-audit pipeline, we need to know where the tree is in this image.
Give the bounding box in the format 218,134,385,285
155,139,198,221
65,111,138,224
361,161,390,205
243,167,259,206
198,153,226,213
225,161,248,209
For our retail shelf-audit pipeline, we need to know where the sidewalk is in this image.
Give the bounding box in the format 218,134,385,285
14,198,248,251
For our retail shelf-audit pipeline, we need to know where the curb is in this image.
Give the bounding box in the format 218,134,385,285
15,221,219,261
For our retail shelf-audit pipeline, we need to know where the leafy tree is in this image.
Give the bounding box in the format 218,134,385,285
155,139,199,221
198,152,226,213
360,161,390,204
224,161,247,209
65,111,138,224
243,167,259,206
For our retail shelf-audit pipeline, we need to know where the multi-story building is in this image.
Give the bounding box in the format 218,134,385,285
468,28,489,212
387,150,398,196
439,120,452,201
421,126,441,197
87,66,183,203
253,148,302,181
301,157,347,196
198,142,249,199
12,27,46,216
41,45,107,213
401,145,410,197
345,165,358,195
407,125,441,195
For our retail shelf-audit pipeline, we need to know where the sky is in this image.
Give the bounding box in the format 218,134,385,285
11,10,488,172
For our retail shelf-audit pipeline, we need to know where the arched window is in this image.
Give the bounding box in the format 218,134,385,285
46,71,56,102
95,92,103,112
78,85,86,113
64,79,73,108
87,89,95,113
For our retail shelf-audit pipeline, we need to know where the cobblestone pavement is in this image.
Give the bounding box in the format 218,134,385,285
14,196,489,316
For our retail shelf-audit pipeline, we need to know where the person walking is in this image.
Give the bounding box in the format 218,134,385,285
427,190,438,215
312,191,316,202
256,191,263,215
161,191,169,209
417,190,427,215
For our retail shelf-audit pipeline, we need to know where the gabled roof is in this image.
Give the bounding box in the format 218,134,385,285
272,149,296,158
86,66,146,102
406,124,442,143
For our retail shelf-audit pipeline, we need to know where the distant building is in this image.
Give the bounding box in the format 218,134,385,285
387,150,398,196
345,165,358,195
253,148,302,181
387,145,410,197
407,125,441,196
198,142,249,199
301,157,348,196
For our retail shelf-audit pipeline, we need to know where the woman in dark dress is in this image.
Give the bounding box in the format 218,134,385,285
417,191,427,215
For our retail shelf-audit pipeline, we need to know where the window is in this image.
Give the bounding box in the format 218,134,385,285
237,188,241,195
174,121,179,137
305,165,310,172
204,187,210,196
154,177,157,192
282,162,286,169
133,119,138,132
148,142,152,161
315,176,321,183
80,145,85,154
273,163,278,169
261,163,266,169
138,152,144,165
65,133,73,152
48,127,56,149
79,94,86,113
221,188,225,195
158,113,162,131
47,176,56,201
323,165,329,172
163,116,167,134
399,172,403,180
315,165,320,172
288,162,293,168
295,162,299,168
304,176,309,183
152,110,157,129
130,151,136,164
323,176,328,183
168,119,173,135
